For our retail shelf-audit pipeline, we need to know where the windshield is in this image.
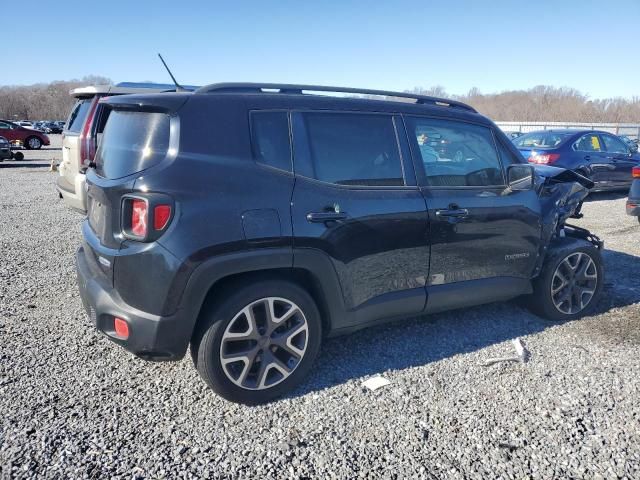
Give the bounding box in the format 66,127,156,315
514,132,572,149
95,110,171,179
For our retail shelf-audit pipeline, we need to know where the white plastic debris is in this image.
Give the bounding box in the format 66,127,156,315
362,375,391,391
480,338,530,367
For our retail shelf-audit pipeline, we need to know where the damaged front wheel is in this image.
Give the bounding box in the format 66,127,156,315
529,241,604,321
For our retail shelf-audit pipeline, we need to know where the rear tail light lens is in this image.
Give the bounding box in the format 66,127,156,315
632,166,640,178
154,205,172,230
528,153,560,164
131,199,148,237
122,196,173,241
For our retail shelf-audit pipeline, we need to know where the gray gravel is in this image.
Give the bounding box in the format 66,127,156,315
1,138,640,479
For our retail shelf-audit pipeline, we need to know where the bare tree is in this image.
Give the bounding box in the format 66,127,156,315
411,85,640,123
0,76,111,121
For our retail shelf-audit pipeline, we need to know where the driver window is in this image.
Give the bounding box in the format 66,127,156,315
406,117,504,187
601,134,629,154
0,122,11,130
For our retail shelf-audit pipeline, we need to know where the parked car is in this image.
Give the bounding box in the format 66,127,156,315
0,136,11,161
504,131,524,140
57,82,199,213
76,83,604,405
0,136,24,161
44,121,63,134
513,129,640,191
0,120,50,149
626,166,640,224
15,121,33,128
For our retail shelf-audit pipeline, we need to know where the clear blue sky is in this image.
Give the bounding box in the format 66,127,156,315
3,0,639,99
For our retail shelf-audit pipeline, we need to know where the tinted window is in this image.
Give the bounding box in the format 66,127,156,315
66,98,93,133
300,113,403,186
407,117,504,187
601,134,629,154
95,111,170,179
0,122,12,130
574,134,602,152
497,139,523,166
250,111,291,172
513,131,571,149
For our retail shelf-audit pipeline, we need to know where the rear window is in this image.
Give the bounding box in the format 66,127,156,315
95,111,170,179
513,132,571,149
66,99,93,133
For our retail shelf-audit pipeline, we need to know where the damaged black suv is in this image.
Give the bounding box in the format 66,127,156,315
76,84,604,404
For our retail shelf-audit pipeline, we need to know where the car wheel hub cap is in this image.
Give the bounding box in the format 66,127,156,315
551,252,598,315
220,297,309,390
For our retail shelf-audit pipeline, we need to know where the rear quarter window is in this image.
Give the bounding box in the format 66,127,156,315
95,111,170,179
66,98,93,133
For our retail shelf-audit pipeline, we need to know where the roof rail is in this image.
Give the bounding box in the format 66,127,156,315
195,83,477,112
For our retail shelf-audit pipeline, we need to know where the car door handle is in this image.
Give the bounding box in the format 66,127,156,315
306,211,348,223
584,155,591,160
435,208,469,218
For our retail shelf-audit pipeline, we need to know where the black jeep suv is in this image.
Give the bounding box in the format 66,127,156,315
77,83,604,404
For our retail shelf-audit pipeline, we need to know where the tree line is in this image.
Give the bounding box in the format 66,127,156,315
1,78,639,124
411,86,640,123
0,76,111,121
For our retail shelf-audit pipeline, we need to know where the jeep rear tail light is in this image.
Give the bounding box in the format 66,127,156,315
528,153,560,165
131,199,148,237
154,205,172,230
632,166,640,178
122,195,173,241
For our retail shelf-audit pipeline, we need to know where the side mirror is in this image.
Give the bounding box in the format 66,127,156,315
507,164,534,191
630,144,638,154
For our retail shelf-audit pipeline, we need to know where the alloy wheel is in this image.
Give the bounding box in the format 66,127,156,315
220,297,309,390
550,252,598,315
28,137,41,149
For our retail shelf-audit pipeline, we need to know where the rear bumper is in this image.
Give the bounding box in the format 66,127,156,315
76,245,190,361
627,200,640,216
56,172,87,213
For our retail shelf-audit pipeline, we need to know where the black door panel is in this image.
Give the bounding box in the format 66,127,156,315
423,187,541,285
292,179,429,310
290,111,430,316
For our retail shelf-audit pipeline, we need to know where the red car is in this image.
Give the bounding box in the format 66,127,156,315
0,120,50,149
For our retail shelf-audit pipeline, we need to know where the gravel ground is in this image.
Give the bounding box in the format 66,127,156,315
1,137,639,479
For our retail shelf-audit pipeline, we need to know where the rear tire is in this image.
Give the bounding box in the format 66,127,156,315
13,151,24,161
528,242,603,321
191,280,322,405
25,136,42,150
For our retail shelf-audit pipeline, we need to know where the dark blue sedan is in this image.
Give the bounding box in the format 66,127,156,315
513,129,640,191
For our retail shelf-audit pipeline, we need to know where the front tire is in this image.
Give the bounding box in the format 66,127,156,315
192,280,322,405
529,242,603,321
12,151,24,161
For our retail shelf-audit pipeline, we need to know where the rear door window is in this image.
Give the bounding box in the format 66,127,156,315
573,134,602,152
95,111,171,179
295,112,404,186
406,117,505,187
66,98,93,133
250,111,292,172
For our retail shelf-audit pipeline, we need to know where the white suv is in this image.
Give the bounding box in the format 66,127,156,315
57,82,196,213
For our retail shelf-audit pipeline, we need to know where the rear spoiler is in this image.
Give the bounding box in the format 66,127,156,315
99,93,190,114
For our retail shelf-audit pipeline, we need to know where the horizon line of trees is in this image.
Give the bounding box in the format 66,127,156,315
0,76,111,121
410,86,640,123
1,77,639,124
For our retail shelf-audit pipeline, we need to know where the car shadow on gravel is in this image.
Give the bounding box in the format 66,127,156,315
584,191,628,202
0,162,50,169
289,248,640,398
